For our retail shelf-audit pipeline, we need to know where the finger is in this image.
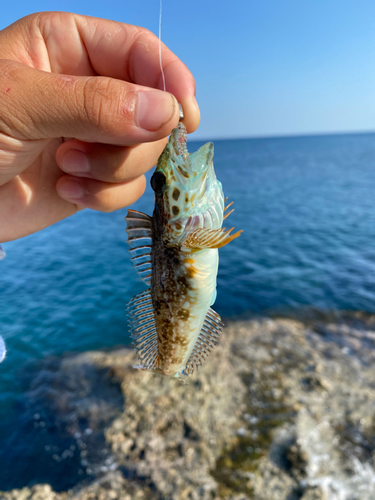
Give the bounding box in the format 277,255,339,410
0,13,200,132
0,149,75,241
0,133,50,187
127,39,200,133
56,138,167,183
0,60,179,183
56,174,146,212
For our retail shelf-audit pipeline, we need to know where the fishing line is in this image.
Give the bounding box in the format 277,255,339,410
158,0,166,92
158,1,184,119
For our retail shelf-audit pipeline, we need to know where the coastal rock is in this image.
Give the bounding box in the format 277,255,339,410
1,315,375,500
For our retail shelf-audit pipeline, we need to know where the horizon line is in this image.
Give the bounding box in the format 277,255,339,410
191,128,375,143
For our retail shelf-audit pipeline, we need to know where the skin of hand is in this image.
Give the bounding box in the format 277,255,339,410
0,12,200,242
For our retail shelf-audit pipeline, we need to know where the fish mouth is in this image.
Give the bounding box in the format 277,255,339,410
170,122,214,180
165,122,217,213
158,123,224,232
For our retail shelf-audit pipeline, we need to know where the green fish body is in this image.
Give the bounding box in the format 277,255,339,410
126,123,241,378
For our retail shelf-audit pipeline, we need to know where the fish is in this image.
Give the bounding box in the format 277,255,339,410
125,122,242,378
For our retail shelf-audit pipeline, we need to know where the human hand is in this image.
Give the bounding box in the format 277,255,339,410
0,12,200,242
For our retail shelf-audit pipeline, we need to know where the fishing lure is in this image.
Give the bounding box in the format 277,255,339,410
125,122,241,378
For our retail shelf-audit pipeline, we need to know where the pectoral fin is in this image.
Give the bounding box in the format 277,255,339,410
125,210,153,286
182,227,242,250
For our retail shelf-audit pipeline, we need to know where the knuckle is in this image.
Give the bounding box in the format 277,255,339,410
32,11,77,34
80,77,125,132
0,61,34,139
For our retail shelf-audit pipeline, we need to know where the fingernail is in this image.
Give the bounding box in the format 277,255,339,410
58,179,84,200
136,91,176,131
62,150,90,174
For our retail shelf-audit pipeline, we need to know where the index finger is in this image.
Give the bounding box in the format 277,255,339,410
3,12,200,132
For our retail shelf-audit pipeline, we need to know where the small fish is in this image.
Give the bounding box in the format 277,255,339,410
125,123,242,378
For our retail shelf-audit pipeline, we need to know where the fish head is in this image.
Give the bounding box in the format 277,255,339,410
150,123,224,243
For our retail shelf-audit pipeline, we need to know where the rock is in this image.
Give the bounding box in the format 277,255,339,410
301,486,327,500
1,314,375,499
0,484,67,500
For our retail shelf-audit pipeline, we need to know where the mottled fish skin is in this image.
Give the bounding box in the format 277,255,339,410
151,192,218,377
150,124,221,376
126,122,241,377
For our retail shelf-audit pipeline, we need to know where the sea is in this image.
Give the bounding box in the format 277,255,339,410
0,131,375,490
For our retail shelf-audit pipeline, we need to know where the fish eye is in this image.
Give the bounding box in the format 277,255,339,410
150,172,166,193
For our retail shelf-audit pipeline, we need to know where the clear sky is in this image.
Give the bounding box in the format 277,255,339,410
1,0,375,140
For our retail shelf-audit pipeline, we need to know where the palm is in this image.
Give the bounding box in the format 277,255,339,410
1,136,78,238
28,138,78,226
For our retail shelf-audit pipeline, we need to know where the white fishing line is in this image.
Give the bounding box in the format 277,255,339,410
159,0,166,91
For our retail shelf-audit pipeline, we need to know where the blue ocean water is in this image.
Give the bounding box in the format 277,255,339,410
0,131,375,489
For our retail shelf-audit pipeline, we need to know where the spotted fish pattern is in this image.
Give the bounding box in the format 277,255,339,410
125,123,241,378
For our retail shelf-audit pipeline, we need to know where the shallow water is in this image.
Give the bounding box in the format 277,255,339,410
0,131,375,489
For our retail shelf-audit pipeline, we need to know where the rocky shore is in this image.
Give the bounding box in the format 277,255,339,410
1,313,375,500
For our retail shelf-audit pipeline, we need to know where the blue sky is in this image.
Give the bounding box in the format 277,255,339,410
1,0,375,139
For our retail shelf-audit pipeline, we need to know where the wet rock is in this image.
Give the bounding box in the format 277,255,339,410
1,314,375,499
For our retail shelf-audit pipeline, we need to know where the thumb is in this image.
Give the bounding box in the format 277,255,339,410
0,59,179,145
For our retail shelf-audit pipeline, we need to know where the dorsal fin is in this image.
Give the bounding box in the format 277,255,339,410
125,210,153,287
182,308,224,376
127,290,159,370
